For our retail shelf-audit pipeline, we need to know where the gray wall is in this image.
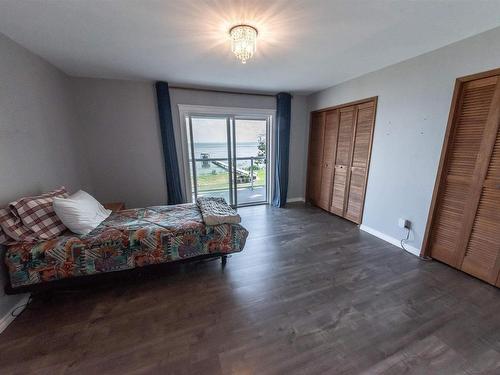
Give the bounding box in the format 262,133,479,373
308,26,500,251
288,95,309,199
71,79,167,208
0,33,91,317
71,79,310,207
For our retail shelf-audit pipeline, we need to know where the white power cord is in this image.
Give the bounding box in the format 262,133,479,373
400,227,432,261
400,227,410,252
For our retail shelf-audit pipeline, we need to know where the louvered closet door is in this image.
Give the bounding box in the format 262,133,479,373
457,77,500,284
317,110,339,211
307,112,325,205
330,106,356,215
345,102,376,223
429,75,500,273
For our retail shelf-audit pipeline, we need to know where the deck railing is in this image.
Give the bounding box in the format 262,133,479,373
192,156,266,191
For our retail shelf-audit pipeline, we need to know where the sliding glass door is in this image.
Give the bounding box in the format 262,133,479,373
187,115,233,203
234,118,268,205
186,113,270,207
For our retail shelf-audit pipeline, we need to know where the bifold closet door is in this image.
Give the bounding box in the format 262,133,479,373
307,112,325,205
461,122,500,284
457,76,500,284
317,110,339,211
307,98,376,222
330,106,356,216
425,72,500,285
345,101,376,224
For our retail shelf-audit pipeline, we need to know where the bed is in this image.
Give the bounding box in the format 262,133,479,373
4,203,248,293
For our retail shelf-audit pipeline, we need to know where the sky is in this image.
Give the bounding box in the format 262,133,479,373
189,118,267,143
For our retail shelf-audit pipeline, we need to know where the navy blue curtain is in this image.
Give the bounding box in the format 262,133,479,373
272,92,292,207
155,81,185,205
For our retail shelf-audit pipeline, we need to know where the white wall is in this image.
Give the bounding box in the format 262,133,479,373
308,26,500,252
70,79,310,207
0,33,90,318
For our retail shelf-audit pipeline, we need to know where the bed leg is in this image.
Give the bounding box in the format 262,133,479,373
221,255,227,268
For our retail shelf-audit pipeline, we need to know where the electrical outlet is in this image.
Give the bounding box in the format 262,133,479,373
398,218,411,229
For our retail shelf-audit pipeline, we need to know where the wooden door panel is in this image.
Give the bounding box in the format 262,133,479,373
461,187,500,282
460,89,500,284
335,107,355,166
345,167,365,223
345,102,375,223
330,166,347,215
429,76,498,267
318,171,332,210
330,106,356,216
351,103,374,168
317,110,338,210
485,122,500,181
429,180,471,265
307,113,325,204
308,167,322,205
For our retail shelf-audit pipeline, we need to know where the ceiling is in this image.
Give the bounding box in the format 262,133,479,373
1,0,500,94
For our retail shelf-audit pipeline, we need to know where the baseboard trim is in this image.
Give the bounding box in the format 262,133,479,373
360,224,421,257
287,197,305,203
0,294,30,334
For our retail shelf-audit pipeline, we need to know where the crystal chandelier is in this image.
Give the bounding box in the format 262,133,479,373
229,25,258,64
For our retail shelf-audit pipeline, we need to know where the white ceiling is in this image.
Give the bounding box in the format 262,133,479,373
1,0,500,94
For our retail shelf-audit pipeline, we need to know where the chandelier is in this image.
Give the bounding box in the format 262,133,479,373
229,24,258,64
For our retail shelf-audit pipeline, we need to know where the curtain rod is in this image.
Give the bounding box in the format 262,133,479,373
169,85,292,98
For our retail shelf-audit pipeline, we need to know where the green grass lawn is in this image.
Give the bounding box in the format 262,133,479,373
197,169,266,192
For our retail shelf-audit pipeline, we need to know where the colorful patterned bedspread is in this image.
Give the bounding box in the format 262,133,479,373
5,204,248,288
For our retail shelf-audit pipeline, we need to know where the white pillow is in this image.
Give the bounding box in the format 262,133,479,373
53,190,112,235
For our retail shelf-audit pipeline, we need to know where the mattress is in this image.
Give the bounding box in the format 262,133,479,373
5,203,248,288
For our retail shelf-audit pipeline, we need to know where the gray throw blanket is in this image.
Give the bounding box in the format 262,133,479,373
196,197,241,226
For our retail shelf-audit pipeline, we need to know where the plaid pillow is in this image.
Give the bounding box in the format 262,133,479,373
4,187,69,242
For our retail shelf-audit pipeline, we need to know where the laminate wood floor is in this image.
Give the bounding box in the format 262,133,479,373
1,203,499,374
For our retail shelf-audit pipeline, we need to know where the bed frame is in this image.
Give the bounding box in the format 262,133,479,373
4,253,228,295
